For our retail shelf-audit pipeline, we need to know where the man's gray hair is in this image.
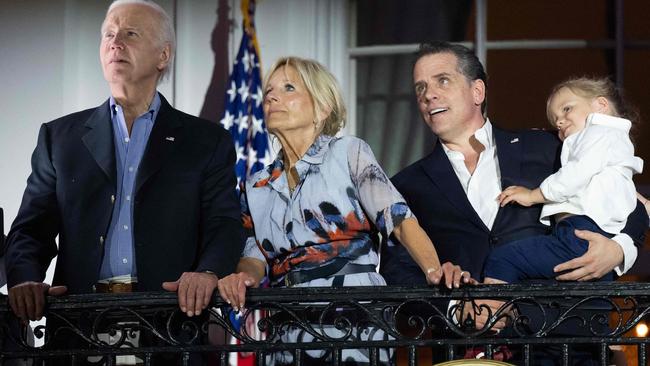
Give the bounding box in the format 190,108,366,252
104,0,176,83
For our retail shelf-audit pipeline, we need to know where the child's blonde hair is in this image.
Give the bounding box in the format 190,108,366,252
546,77,639,131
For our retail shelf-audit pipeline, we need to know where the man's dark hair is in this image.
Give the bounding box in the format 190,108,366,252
415,41,488,114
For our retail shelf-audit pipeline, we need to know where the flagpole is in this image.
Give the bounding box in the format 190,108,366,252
242,0,262,69
243,0,260,181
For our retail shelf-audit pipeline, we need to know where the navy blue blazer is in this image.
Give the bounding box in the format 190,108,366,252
381,125,648,285
5,95,243,293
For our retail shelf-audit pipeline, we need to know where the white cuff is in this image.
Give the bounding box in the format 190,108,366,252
539,177,559,203
611,233,637,275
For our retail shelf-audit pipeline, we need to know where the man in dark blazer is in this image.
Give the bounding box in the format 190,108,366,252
4,0,243,323
380,41,648,363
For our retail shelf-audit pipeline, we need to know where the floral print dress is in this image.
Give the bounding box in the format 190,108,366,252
242,134,414,288
240,135,415,365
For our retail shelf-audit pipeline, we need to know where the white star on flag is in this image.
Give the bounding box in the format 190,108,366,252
242,50,251,73
250,115,264,137
226,81,237,103
247,145,258,165
237,113,250,135
251,86,263,108
235,143,246,163
237,81,250,103
220,110,235,130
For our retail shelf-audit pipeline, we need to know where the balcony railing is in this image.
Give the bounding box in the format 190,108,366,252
1,282,650,365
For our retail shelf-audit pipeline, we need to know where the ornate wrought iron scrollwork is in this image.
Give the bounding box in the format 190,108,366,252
1,283,650,362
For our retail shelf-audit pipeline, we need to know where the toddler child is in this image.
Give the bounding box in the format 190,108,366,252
484,77,643,283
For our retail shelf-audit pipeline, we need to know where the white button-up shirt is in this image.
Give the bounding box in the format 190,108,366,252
441,119,501,230
540,113,643,273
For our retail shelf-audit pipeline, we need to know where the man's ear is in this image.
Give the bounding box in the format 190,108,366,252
592,96,611,114
472,79,486,107
157,44,171,72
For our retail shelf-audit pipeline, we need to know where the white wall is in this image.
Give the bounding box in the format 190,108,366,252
0,0,348,293
1,1,65,253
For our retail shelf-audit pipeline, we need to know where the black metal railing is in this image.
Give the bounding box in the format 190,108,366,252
1,282,650,365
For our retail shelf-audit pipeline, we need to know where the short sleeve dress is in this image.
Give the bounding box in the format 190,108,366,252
240,135,415,365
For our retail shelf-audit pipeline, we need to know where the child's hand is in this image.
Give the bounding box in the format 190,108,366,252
498,186,542,207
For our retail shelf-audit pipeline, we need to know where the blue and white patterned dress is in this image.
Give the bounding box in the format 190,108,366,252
241,134,415,365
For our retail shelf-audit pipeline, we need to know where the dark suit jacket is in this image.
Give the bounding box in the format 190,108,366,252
4,94,243,293
381,125,648,286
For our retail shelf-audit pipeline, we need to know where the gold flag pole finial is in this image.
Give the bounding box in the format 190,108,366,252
241,0,262,66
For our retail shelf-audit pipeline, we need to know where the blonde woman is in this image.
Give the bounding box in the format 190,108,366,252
218,57,470,365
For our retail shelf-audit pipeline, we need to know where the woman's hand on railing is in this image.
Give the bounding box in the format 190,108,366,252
217,258,266,312
217,272,259,312
426,262,477,289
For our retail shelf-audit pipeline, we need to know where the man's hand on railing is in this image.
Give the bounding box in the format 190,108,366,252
162,271,219,317
8,281,67,322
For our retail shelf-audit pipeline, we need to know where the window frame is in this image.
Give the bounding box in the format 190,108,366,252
345,0,649,135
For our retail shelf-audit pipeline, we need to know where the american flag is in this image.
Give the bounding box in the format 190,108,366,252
219,2,268,365
220,0,270,188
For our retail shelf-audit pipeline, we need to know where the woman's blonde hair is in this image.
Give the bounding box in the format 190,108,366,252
264,57,346,136
546,77,639,128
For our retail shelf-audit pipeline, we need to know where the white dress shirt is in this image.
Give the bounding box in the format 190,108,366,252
540,113,643,274
441,119,501,229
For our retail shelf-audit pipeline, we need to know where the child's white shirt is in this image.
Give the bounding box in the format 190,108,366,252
539,113,644,273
